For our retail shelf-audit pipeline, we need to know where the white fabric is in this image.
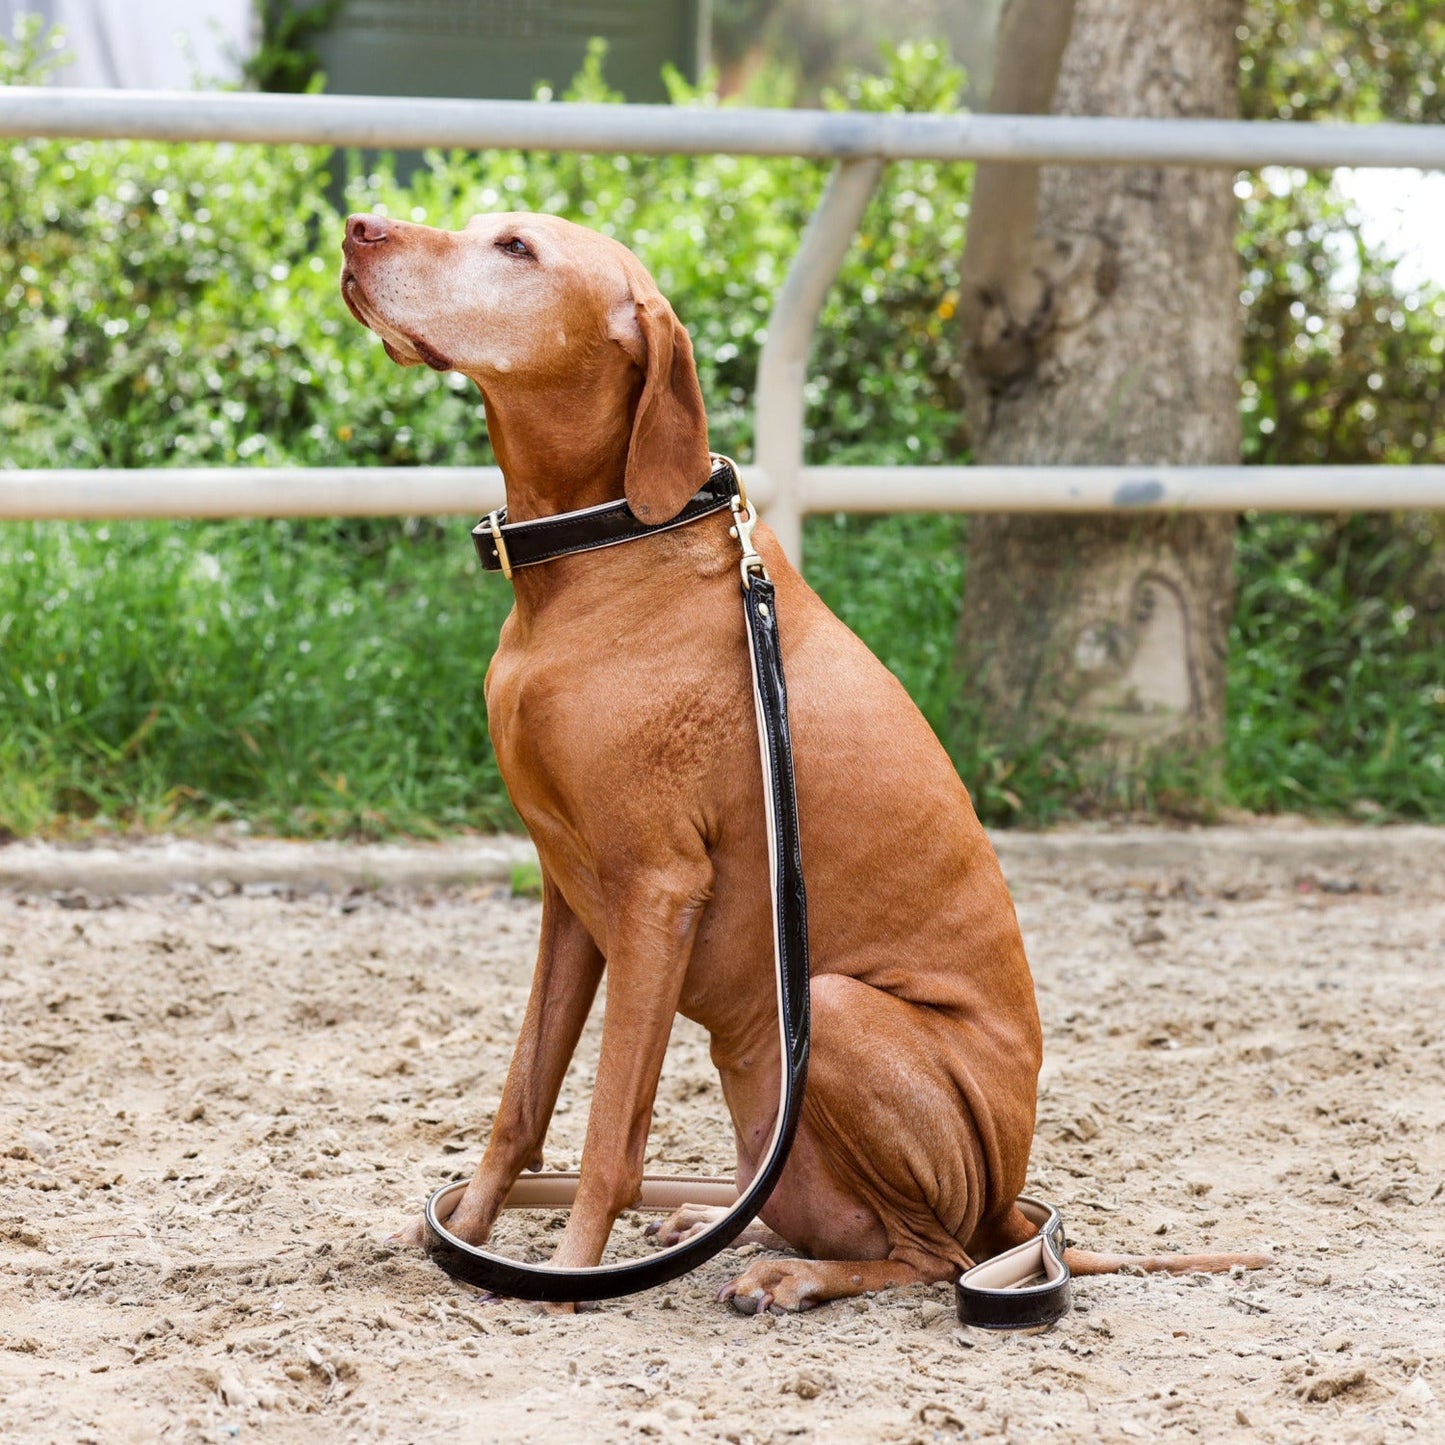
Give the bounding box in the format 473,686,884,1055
3,0,253,89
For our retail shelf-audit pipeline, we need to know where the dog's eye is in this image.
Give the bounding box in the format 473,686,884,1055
498,237,533,258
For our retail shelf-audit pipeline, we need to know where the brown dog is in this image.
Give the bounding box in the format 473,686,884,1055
340,210,1267,1312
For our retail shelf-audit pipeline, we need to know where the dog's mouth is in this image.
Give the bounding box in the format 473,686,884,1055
406,337,455,372
339,269,367,320
340,271,453,372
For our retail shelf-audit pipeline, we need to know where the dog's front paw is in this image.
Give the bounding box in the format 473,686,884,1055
385,1215,429,1251
718,1259,826,1315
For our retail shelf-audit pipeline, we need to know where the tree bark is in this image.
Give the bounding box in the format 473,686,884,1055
957,0,1243,796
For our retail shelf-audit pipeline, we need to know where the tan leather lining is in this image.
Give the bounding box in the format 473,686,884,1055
500,1172,739,1212
431,1178,1063,1296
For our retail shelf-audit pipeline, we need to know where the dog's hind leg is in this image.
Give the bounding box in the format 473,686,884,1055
714,972,1033,1312
719,1251,956,1313
644,1204,790,1250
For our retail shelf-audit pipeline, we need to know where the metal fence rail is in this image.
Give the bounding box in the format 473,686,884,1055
4,87,1445,553
6,87,1445,168
6,465,1445,522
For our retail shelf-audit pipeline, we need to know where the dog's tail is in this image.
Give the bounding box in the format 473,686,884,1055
983,1203,1272,1278
1063,1246,1273,1276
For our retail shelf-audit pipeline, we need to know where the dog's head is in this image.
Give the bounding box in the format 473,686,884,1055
340,210,709,522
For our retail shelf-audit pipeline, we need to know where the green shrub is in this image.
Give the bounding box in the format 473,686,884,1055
1228,512,1445,816
2,21,1442,835
1,31,970,471
1,29,979,835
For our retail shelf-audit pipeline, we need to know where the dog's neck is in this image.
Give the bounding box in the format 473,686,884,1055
475,375,727,620
477,373,640,524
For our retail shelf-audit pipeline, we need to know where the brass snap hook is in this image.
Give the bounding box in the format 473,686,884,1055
713,453,766,587
729,495,766,589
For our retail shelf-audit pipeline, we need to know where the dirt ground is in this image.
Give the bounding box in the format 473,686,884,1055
2,827,1442,1444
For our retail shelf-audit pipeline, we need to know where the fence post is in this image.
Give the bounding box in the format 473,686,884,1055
753,156,884,565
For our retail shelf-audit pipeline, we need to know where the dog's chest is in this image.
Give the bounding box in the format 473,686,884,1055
484,640,577,795
483,628,651,833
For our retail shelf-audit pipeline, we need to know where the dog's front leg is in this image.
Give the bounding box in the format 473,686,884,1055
397,875,604,1249
544,862,710,1276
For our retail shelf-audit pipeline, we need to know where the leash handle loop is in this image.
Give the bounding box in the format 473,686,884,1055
954,1196,1072,1329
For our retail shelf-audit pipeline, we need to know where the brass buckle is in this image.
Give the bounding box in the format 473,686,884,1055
486,509,514,581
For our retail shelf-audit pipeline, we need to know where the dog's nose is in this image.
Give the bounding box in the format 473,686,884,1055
345,213,390,251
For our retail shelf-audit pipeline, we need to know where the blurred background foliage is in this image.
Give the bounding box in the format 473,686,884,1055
1,5,1442,837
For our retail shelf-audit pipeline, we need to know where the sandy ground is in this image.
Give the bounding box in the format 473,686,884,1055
2,827,1442,1444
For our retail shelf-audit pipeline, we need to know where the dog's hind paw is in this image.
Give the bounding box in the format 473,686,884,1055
645,1204,791,1252
644,1202,726,1246
719,1254,940,1314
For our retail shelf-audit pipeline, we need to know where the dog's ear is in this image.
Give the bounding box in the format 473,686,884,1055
610,270,710,524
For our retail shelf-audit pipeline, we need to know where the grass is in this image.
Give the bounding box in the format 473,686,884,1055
0,516,512,838
508,860,545,899
1225,512,1445,818
2,509,1441,840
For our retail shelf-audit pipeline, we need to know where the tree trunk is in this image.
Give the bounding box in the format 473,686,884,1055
957,0,1243,800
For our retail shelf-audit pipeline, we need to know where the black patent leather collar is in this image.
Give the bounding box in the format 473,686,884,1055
472,459,737,574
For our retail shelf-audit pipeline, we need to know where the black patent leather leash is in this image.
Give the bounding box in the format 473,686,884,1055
431,459,1072,1325
424,467,811,1302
